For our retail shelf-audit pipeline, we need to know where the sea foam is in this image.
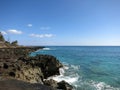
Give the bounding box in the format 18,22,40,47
47,63,80,89
43,48,50,50
47,63,120,90
77,80,120,90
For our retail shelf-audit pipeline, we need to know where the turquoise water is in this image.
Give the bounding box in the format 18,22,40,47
31,46,120,90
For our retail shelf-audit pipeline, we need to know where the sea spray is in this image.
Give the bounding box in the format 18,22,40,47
47,63,120,90
47,63,80,89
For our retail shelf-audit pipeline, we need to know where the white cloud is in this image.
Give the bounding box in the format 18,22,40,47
27,24,32,27
7,29,22,34
29,33,53,38
1,31,7,35
40,27,51,30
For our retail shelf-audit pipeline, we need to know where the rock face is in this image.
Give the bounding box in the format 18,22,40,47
27,55,63,78
44,79,73,90
15,64,44,84
57,81,73,90
0,55,62,83
0,47,44,62
0,54,73,90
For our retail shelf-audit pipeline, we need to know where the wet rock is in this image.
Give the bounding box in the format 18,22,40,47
44,79,73,90
57,81,73,90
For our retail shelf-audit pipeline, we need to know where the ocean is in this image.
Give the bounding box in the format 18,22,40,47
31,46,120,90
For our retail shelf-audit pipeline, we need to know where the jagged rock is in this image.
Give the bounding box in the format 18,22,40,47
0,55,62,84
15,66,44,84
28,55,63,78
0,48,72,89
44,79,73,90
44,79,58,88
0,47,44,62
57,81,73,90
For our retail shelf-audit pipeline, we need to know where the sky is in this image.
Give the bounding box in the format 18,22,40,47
0,0,120,46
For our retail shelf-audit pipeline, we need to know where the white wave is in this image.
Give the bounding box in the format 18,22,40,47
62,62,80,70
78,80,120,90
47,64,80,87
51,75,79,84
59,68,65,75
47,62,120,90
43,48,50,50
63,65,69,70
91,81,120,90
71,65,80,70
35,49,41,52
60,63,119,90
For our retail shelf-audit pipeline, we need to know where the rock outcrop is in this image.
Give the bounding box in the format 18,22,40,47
0,54,72,90
0,55,62,83
26,55,63,78
0,47,44,62
0,32,73,90
44,79,73,90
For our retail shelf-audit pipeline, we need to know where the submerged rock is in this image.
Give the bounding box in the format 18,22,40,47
57,81,73,90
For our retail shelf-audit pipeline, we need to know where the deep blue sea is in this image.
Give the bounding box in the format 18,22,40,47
31,46,120,90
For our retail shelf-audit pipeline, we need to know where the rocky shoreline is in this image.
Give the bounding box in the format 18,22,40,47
0,48,73,90
0,32,73,90
0,46,44,61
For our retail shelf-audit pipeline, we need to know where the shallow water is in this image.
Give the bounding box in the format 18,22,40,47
31,46,120,90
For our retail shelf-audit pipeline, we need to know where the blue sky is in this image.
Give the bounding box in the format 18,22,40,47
0,0,120,46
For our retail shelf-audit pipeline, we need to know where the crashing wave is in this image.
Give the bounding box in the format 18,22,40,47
47,63,80,90
78,80,120,90
91,81,120,90
43,48,51,50
47,62,120,90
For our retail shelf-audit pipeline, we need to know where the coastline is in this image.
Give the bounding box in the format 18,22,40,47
0,47,73,90
0,32,73,90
